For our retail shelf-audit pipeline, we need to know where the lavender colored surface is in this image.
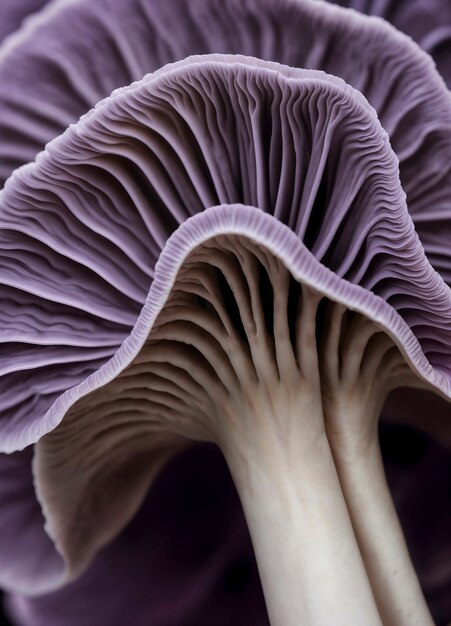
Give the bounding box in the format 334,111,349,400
0,0,49,43
332,0,451,87
1,0,451,289
0,1,450,625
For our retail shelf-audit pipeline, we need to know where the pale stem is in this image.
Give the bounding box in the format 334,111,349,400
333,441,435,626
321,304,435,626
222,426,383,626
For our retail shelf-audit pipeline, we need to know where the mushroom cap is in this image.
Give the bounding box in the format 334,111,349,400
331,0,451,88
0,0,49,43
1,0,451,615
1,0,451,285
0,55,450,593
2,55,451,453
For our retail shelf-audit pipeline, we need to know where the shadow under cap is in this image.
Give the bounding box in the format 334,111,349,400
35,200,451,585
1,56,451,592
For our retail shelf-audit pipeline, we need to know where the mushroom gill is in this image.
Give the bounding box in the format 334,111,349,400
0,57,450,606
33,209,419,584
0,1,449,623
330,0,451,89
0,0,49,43
1,0,451,291
3,55,450,454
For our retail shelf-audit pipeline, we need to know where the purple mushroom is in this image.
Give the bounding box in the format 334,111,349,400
0,0,49,44
331,0,451,88
0,1,450,625
2,0,451,446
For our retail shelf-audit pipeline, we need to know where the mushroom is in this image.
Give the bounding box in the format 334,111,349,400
0,0,49,43
1,0,451,623
330,0,451,88
2,2,451,448
0,54,448,623
2,0,451,292
2,0,451,444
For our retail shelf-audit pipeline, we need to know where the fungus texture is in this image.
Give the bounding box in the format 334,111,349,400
3,0,451,283
2,0,451,441
331,0,451,88
0,0,49,44
0,1,450,625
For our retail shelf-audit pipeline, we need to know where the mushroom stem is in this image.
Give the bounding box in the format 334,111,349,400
331,441,434,626
222,425,382,626
321,305,434,625
153,235,384,624
34,230,432,623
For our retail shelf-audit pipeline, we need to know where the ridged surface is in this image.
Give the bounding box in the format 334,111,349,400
1,0,451,283
2,56,451,457
0,0,450,619
31,197,451,593
30,218,418,584
332,0,451,88
0,56,449,598
0,0,49,43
